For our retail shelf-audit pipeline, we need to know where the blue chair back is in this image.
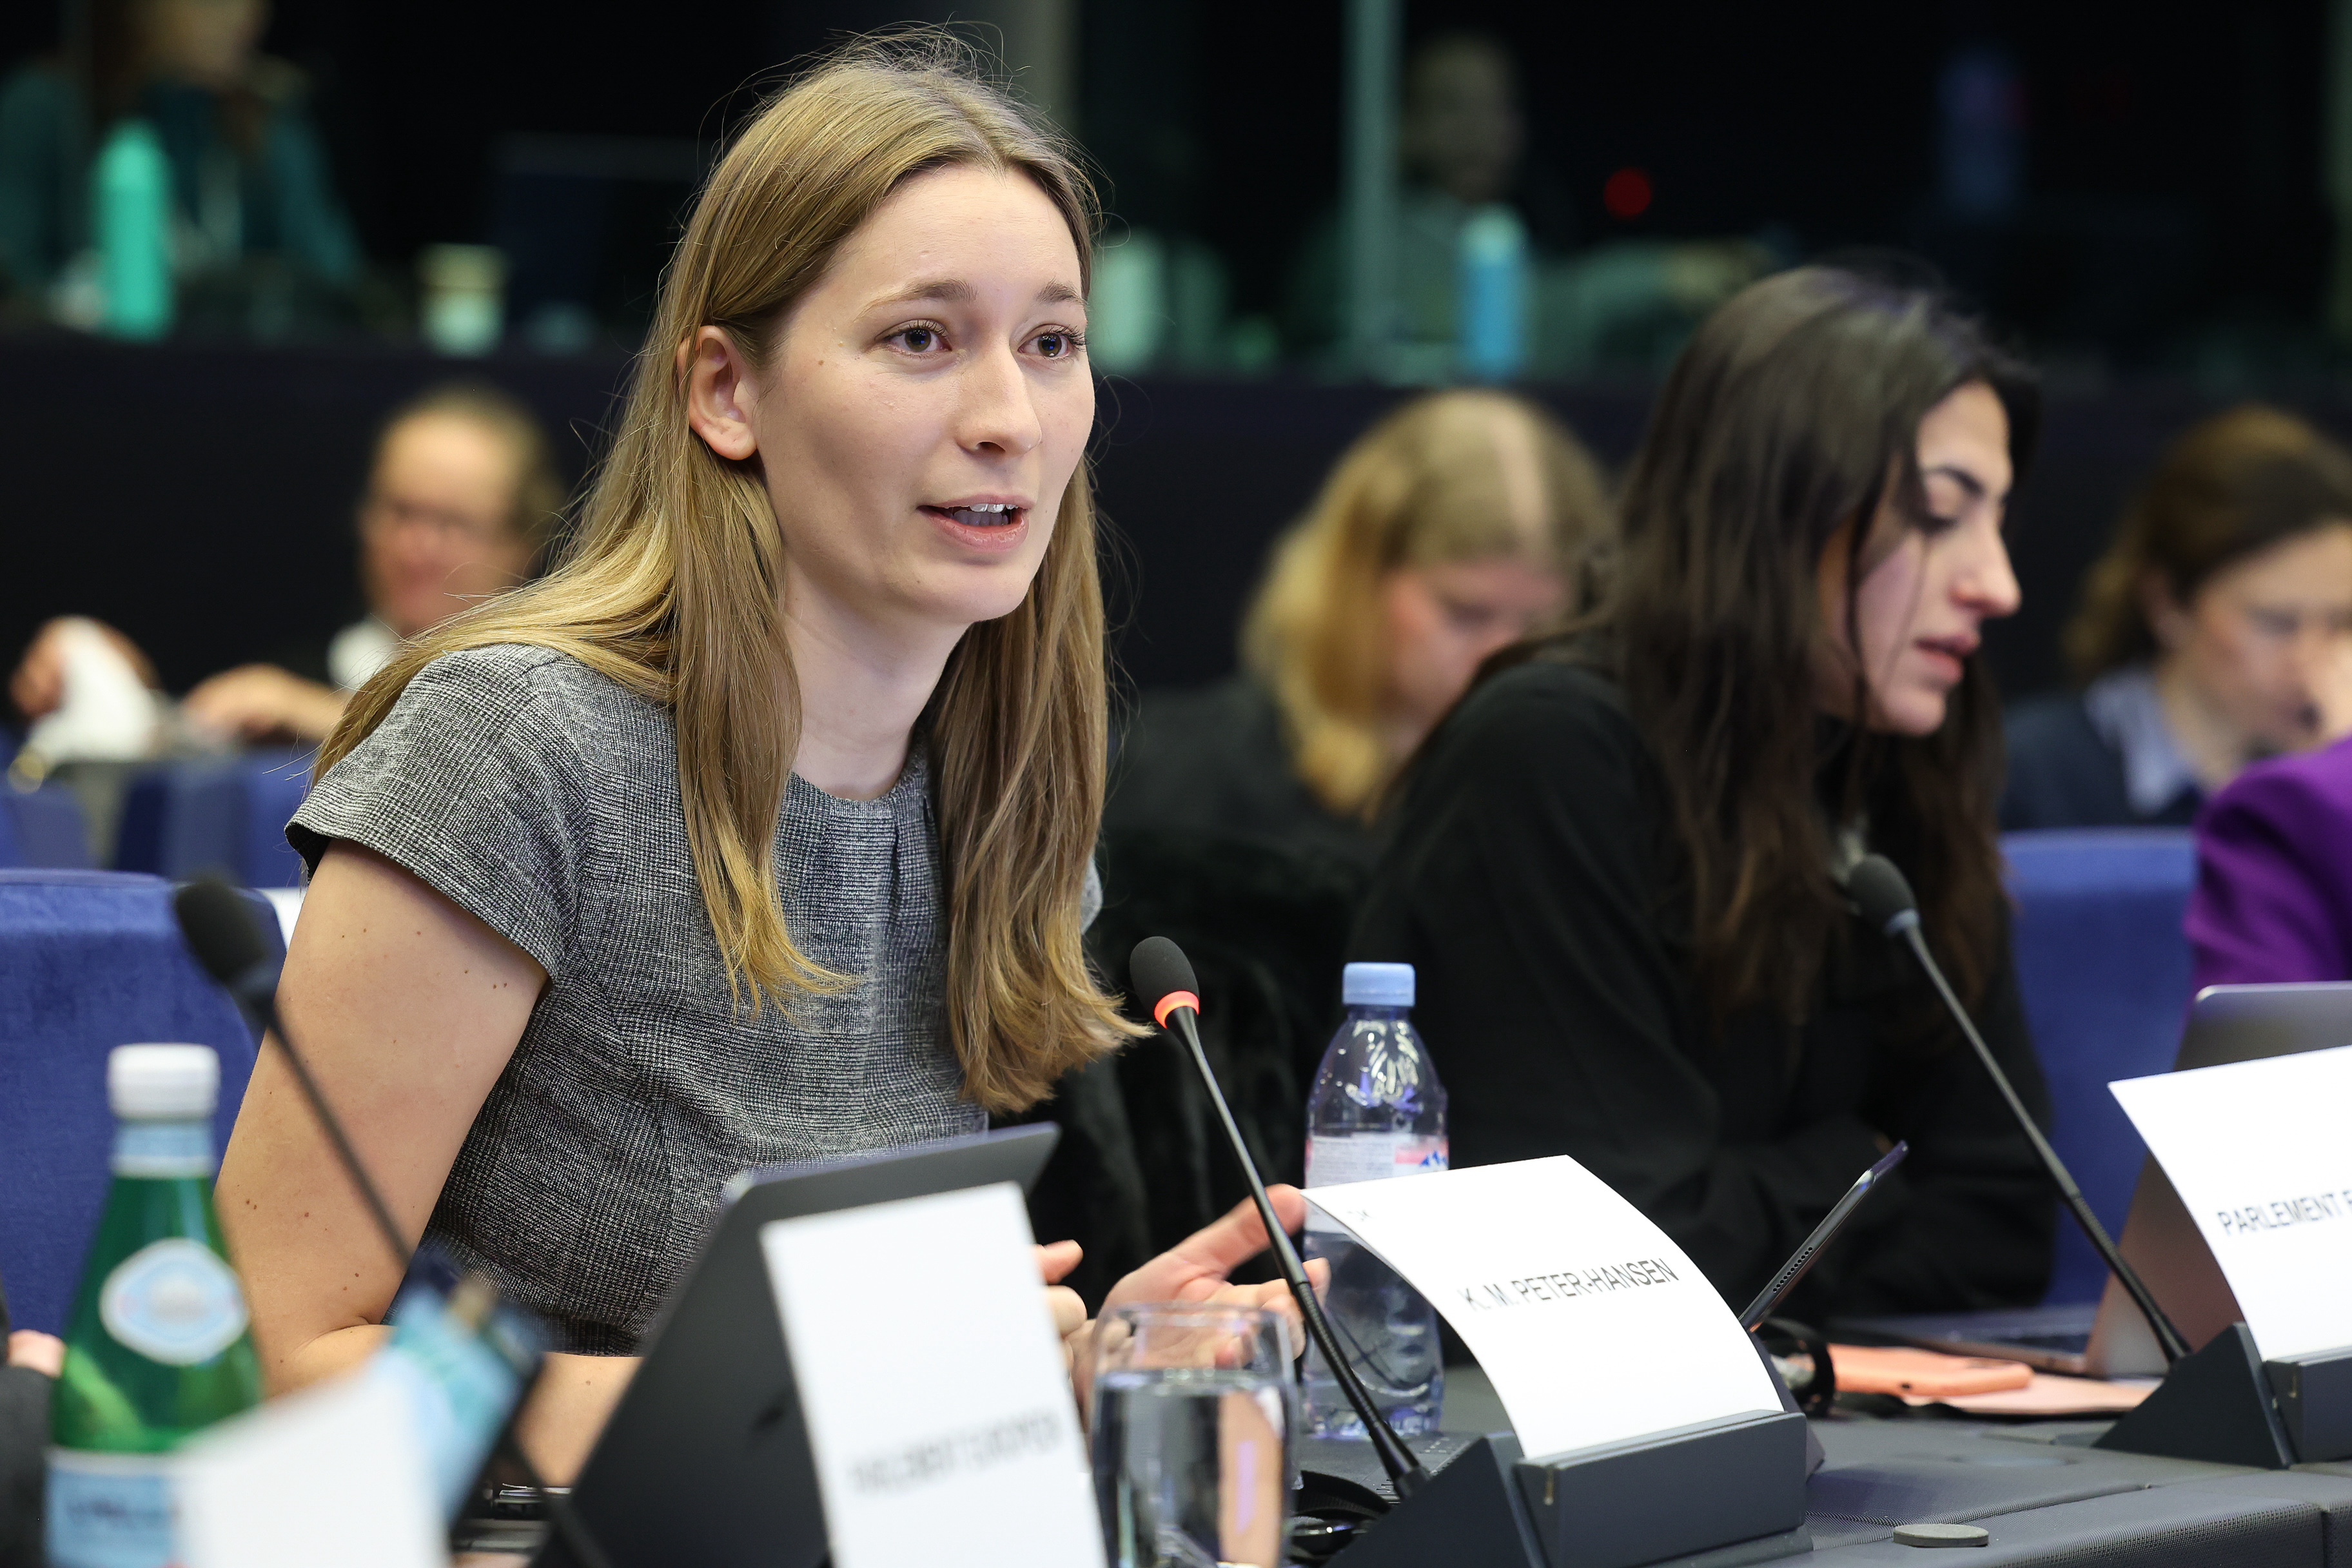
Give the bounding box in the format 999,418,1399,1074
2003,828,2198,1305
114,750,312,887
1,783,95,869
0,870,268,1333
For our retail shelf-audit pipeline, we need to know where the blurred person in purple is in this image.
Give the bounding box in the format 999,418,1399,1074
2186,734,2352,988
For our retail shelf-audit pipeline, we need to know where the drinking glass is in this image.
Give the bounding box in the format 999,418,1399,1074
1088,1304,1296,1568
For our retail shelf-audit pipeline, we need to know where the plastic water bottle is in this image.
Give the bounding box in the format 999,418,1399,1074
1302,963,1447,1437
48,1045,261,1568
93,119,175,340
1456,203,1529,382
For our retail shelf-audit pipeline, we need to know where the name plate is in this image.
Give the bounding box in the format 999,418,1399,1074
2111,1043,2352,1360
1308,1157,1781,1458
176,1364,442,1568
760,1182,1104,1568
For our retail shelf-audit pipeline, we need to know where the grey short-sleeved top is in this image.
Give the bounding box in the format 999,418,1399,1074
288,643,986,1353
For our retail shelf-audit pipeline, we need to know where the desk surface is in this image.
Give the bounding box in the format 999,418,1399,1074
463,1368,2352,1565
1286,1365,2352,1565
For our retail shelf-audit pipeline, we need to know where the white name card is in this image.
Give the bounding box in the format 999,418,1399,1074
176,1362,442,1568
1307,1156,1781,1459
760,1182,1104,1568
2110,1043,2352,1360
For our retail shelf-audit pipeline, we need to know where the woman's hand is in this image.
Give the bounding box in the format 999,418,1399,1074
182,664,349,743
1057,1187,1330,1422
1100,1186,1329,1326
8,616,155,721
1037,1240,1088,1377
5,1331,63,1378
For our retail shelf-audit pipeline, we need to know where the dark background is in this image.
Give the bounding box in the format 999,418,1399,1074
1,334,2333,710
1,0,2334,362
5,0,2352,703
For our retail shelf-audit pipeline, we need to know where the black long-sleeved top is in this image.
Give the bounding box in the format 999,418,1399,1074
1106,676,1378,869
1351,660,2057,1322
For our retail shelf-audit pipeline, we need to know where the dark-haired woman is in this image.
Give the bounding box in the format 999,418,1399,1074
1352,268,2056,1320
2003,406,2352,830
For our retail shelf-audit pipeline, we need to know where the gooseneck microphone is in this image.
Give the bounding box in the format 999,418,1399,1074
1846,855,2191,1365
175,879,409,1270
175,879,616,1568
1128,936,1430,1498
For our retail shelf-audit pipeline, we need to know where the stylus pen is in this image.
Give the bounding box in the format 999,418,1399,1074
1740,1141,1909,1331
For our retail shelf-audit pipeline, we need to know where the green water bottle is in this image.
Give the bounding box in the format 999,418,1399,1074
47,1044,262,1568
93,119,174,340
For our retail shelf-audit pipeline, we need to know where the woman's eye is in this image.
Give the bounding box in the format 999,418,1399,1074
890,325,945,353
1030,329,1084,359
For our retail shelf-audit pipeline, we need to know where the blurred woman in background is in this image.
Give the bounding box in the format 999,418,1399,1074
8,382,561,747
1105,389,1612,865
1353,269,2056,1319
0,0,360,324
2003,406,2352,828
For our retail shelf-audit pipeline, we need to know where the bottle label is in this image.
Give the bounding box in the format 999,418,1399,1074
1303,1135,1449,1230
46,1449,178,1568
112,1121,212,1179
99,1238,250,1366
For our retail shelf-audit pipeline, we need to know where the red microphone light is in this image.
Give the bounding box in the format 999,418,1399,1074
1152,990,1200,1027
1603,166,1653,220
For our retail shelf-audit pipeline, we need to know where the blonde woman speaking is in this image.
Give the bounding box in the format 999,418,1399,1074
217,39,1308,1480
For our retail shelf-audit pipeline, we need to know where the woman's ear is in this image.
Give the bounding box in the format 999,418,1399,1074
2140,569,2191,651
683,326,761,462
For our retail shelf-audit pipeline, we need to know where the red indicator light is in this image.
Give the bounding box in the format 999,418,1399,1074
1603,166,1653,220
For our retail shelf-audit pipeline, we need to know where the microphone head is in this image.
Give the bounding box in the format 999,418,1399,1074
1847,854,1921,936
173,877,272,987
1128,936,1202,1026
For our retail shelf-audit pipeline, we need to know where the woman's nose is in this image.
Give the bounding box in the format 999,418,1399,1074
958,345,1044,456
1955,522,2022,619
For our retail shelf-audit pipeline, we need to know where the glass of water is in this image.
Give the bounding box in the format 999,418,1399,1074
1088,1303,1296,1568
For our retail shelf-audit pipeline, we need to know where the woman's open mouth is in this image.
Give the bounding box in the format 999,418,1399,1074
925,502,1024,527
922,501,1031,551
1914,636,1973,683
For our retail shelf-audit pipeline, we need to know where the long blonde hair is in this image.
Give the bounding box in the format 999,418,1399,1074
1241,389,1613,818
319,36,1132,1113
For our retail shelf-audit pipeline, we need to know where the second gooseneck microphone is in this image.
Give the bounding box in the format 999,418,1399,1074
1846,854,2192,1365
174,879,618,1568
1128,936,1431,1498
175,878,412,1271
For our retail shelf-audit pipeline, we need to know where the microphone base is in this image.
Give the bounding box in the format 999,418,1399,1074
2096,1322,2295,1468
1317,1433,1544,1568
1328,1413,1812,1568
2269,1342,2352,1462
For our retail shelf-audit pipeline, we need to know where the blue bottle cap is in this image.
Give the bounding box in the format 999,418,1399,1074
1342,962,1415,1008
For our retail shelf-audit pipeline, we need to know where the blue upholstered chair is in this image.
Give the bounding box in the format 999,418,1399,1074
0,783,93,869
0,731,94,870
113,750,312,888
2002,828,2199,1305
0,870,275,1333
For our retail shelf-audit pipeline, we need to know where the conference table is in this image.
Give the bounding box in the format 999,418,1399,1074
449,1364,2352,1565
1291,1366,2352,1567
